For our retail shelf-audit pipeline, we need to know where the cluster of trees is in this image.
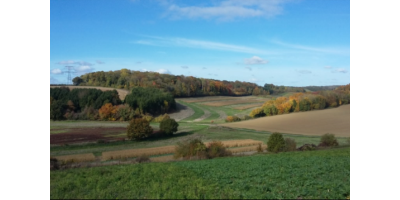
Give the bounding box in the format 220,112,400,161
127,117,179,140
124,87,176,115
263,84,306,95
250,84,350,118
73,69,268,97
50,87,177,121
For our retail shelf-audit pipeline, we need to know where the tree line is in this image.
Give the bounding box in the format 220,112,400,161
250,84,350,118
72,69,305,97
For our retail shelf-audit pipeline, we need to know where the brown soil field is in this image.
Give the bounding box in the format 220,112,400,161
233,103,263,110
102,145,176,161
222,105,350,137
50,127,127,145
201,99,263,107
50,86,130,100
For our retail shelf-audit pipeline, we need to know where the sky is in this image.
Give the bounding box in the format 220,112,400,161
50,0,350,87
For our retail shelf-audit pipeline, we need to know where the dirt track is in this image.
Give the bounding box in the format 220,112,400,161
222,105,350,137
168,102,195,122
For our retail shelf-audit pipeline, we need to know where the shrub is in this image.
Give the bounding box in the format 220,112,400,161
267,132,286,153
249,108,265,118
242,115,252,120
50,157,59,170
127,118,153,140
174,138,207,160
142,114,154,122
206,141,232,159
284,138,297,152
159,118,179,136
154,114,170,123
225,116,241,122
135,155,150,163
297,144,316,151
319,133,339,147
256,143,264,153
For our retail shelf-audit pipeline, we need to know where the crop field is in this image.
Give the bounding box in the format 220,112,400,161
223,105,350,137
180,97,239,103
51,147,350,199
52,153,96,163
50,86,130,100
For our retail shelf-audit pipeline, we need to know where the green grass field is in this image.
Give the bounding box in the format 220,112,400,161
51,147,350,199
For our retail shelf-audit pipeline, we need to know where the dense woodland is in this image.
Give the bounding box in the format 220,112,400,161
50,87,175,121
72,69,305,97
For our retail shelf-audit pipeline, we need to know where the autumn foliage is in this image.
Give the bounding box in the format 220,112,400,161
98,103,117,121
127,118,153,140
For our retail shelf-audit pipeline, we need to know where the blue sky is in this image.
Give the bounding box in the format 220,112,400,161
50,0,350,86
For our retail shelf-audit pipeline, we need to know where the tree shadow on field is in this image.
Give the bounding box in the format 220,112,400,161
142,130,197,142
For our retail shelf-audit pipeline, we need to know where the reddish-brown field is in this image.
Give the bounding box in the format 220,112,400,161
50,86,129,100
222,105,350,137
50,127,126,145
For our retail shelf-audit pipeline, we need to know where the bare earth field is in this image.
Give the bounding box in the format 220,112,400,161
50,127,127,145
222,104,350,137
50,86,130,100
168,102,195,122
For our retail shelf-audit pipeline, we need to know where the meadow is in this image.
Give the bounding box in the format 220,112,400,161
51,147,350,199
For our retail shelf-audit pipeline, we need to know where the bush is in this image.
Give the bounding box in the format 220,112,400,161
154,114,170,123
242,115,252,120
319,133,339,147
256,143,264,153
135,155,150,163
297,144,316,151
225,116,241,122
174,137,207,160
127,118,153,140
206,141,232,159
267,132,286,153
142,114,154,122
159,118,179,136
249,108,265,118
50,157,59,170
284,138,297,152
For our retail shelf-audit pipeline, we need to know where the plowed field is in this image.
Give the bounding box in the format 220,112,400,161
222,105,350,137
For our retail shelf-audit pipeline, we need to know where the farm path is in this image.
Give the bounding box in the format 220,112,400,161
193,105,211,122
168,102,195,122
216,110,227,121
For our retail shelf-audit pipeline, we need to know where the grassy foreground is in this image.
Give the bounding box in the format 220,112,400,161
51,147,350,199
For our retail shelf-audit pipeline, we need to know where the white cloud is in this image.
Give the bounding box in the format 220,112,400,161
134,36,274,55
156,69,171,74
166,0,289,21
75,66,94,74
244,56,268,65
51,68,63,74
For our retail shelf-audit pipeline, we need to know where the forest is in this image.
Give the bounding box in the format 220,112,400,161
72,69,305,97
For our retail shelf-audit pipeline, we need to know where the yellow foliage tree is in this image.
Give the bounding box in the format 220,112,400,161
99,103,117,121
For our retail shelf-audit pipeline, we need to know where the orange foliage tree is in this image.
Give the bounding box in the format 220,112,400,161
99,103,117,121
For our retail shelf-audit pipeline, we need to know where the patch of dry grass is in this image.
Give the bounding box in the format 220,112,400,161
228,145,267,153
102,146,176,161
205,139,263,148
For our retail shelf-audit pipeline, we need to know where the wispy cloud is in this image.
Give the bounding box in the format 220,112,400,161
75,66,95,74
96,60,105,64
272,40,349,55
51,69,63,74
324,66,332,69
156,69,171,74
165,0,290,21
202,67,207,70
244,56,268,65
134,36,274,55
181,66,188,69
57,60,94,66
245,66,252,71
